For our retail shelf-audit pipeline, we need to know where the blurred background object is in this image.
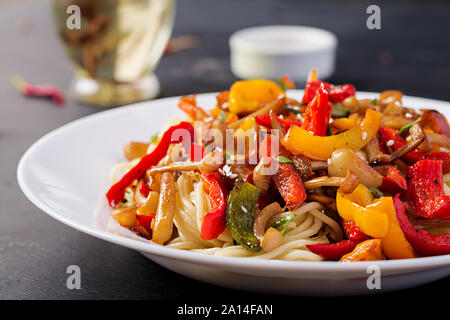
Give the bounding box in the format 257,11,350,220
1,0,450,299
229,25,337,81
51,0,175,107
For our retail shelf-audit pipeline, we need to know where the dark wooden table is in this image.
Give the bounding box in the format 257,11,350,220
1,0,448,300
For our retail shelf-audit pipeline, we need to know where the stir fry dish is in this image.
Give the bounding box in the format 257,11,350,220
106,69,450,261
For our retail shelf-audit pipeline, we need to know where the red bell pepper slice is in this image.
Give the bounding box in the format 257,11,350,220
137,215,155,232
139,182,150,198
259,134,306,209
254,115,272,128
393,194,450,256
427,151,450,173
302,80,355,104
275,116,302,132
381,167,407,195
255,115,301,132
342,220,368,242
301,84,331,136
405,159,450,219
106,122,195,207
306,240,360,261
200,172,229,240
378,127,426,164
190,143,206,162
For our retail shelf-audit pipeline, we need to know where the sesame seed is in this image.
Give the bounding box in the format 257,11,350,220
405,112,413,118
241,206,248,213
362,132,367,140
386,139,395,147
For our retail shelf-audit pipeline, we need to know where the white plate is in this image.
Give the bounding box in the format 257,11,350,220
17,90,450,296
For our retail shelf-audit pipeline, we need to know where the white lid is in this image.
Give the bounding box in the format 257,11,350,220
229,25,337,81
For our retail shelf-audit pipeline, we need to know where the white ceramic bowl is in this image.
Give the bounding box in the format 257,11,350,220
17,90,450,296
230,26,337,81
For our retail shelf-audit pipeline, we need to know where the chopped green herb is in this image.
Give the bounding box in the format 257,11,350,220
369,187,384,199
223,150,231,161
280,214,296,235
398,117,422,135
204,144,214,153
274,155,292,163
326,125,333,136
331,103,350,118
284,106,301,114
277,78,289,92
219,111,227,122
370,99,377,105
271,214,296,229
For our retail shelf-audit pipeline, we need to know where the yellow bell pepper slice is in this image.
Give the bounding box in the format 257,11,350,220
282,109,381,160
354,198,389,238
332,114,359,131
337,186,415,259
369,197,415,259
240,117,255,131
228,79,284,115
336,185,388,238
336,184,374,221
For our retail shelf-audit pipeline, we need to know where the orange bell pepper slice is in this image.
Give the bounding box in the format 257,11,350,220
340,239,385,262
281,108,380,160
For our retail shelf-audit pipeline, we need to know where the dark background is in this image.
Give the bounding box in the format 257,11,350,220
0,0,449,300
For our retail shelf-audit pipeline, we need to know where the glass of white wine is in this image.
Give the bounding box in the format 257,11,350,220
51,0,175,107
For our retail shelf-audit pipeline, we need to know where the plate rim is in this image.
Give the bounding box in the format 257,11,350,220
17,90,450,275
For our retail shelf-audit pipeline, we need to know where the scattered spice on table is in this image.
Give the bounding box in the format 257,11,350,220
164,35,199,55
10,76,65,106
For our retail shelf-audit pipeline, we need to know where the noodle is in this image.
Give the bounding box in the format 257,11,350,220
164,172,330,261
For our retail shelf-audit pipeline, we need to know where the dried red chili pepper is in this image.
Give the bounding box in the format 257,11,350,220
11,76,65,106
106,122,195,207
405,159,450,219
393,194,450,256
